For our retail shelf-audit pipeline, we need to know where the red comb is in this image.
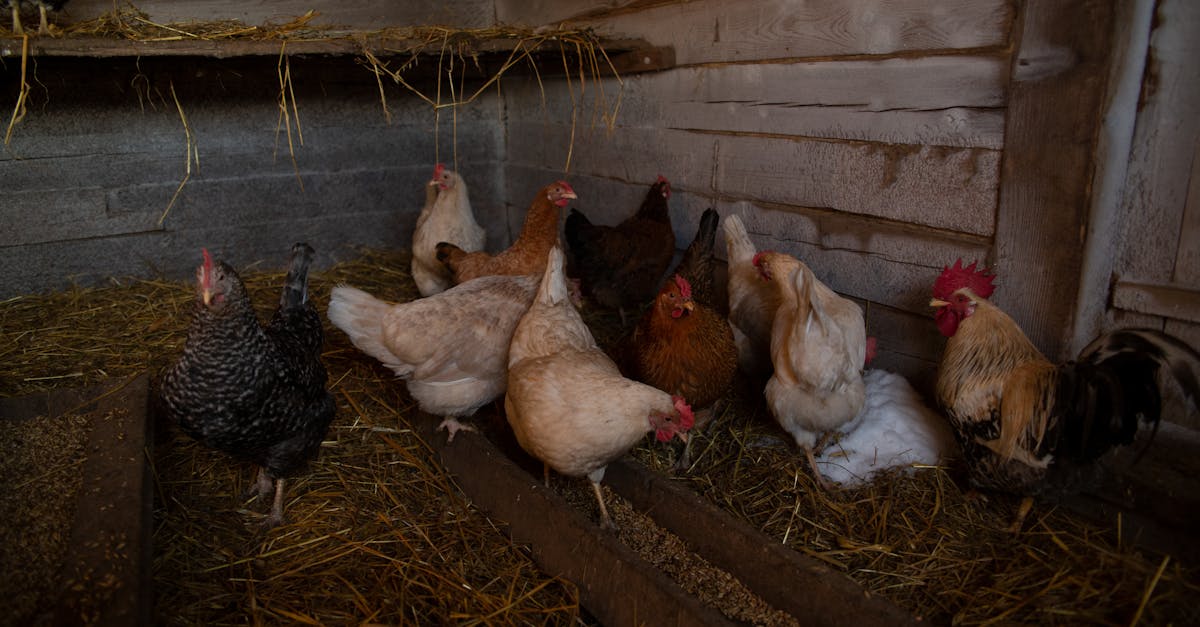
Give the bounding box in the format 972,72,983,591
673,274,692,299
752,251,769,268
933,258,995,300
434,163,445,176
656,174,668,184
672,396,695,430
201,248,213,271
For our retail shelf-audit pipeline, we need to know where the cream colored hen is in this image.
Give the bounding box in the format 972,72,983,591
411,164,486,297
755,251,867,489
723,214,782,379
327,274,536,442
505,247,694,529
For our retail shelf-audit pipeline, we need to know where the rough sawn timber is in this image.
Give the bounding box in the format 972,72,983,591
411,410,917,625
604,460,921,627
409,411,734,626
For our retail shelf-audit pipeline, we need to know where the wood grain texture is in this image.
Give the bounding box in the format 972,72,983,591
507,121,999,236
991,0,1116,360
499,0,1013,64
503,55,1007,148
61,0,494,30
1113,0,1200,286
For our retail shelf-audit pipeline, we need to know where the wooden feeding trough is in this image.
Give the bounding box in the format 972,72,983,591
0,376,154,626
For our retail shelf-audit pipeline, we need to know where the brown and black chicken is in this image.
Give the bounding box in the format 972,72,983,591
158,243,336,528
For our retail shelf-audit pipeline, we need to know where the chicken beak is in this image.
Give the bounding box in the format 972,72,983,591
676,432,689,444
203,288,213,307
929,298,949,308
684,300,695,313
563,190,578,200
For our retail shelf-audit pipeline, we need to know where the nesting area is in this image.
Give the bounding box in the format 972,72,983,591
2,247,1197,625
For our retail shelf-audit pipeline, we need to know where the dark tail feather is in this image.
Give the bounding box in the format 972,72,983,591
1059,329,1200,462
280,242,315,309
435,241,463,271
675,208,720,306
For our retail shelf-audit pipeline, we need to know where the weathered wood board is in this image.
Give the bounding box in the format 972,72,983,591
55,0,494,30
0,56,506,298
499,0,1014,63
503,57,1008,148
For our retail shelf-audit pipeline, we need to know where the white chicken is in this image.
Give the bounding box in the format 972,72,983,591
327,274,536,441
505,247,695,529
755,250,867,490
411,164,486,297
723,214,782,380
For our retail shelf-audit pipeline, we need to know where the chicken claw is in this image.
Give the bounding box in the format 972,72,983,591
437,416,476,444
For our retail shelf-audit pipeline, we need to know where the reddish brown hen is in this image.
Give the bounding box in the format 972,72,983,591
565,175,674,323
615,209,737,469
436,181,576,284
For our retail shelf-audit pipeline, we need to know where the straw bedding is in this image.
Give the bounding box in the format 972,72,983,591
2,247,1197,625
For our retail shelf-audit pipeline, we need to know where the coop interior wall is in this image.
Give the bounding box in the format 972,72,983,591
3,0,1199,407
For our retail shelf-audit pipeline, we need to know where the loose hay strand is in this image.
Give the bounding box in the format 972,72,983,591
158,80,197,226
4,34,30,146
274,42,305,192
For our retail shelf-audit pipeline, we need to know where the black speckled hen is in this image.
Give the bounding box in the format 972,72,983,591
158,243,336,528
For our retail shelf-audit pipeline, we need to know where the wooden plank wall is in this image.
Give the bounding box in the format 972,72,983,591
0,55,506,297
497,0,1015,391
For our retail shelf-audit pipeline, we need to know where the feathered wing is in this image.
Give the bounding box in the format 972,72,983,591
724,214,780,376
329,276,537,382
509,247,597,367
673,208,720,307
383,276,536,383
781,263,865,393
327,285,409,374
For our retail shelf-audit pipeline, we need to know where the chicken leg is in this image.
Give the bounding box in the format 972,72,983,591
587,468,616,530
10,3,22,34
264,478,286,528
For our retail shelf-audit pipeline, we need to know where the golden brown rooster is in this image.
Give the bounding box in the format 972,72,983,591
931,259,1200,498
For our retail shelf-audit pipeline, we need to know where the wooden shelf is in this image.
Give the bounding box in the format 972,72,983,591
0,34,674,74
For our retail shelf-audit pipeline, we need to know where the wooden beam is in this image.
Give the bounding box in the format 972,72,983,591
991,0,1118,359
604,460,921,627
1112,280,1200,324
408,411,736,626
0,34,674,75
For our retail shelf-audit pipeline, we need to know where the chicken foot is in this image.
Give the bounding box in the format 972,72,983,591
437,416,476,444
247,467,274,500
246,468,287,528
